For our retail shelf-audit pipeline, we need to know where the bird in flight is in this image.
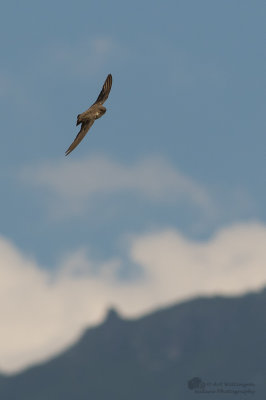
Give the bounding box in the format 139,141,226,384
65,74,112,156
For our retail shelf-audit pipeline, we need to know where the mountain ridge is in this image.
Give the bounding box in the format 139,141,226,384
0,289,265,399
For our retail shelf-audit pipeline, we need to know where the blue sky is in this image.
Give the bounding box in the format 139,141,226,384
0,0,266,372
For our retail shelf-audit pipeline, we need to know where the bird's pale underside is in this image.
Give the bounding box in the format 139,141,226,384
65,74,112,156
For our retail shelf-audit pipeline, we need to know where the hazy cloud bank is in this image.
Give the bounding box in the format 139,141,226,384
0,222,265,373
20,155,213,218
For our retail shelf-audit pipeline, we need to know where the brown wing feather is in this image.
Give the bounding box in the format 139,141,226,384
65,120,94,156
93,74,112,105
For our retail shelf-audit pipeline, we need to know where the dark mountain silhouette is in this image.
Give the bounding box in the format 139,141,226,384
0,289,265,399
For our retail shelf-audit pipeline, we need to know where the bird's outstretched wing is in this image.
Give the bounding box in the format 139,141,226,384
65,120,95,156
93,74,112,105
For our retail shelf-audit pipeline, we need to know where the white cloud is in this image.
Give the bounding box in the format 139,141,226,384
0,222,266,374
20,155,213,217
